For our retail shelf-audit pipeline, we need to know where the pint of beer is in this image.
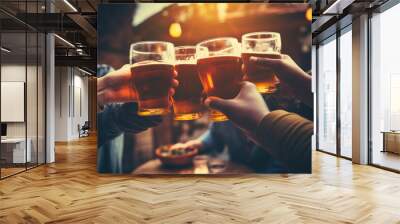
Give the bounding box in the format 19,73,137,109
242,32,282,94
130,41,175,116
196,38,243,122
173,46,207,120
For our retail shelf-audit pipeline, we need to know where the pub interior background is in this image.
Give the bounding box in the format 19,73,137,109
98,3,312,171
0,0,399,179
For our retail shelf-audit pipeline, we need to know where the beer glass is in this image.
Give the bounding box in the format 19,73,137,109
242,32,281,94
196,37,242,122
130,41,175,116
173,46,207,120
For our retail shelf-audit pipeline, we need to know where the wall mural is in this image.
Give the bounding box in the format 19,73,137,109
97,3,313,174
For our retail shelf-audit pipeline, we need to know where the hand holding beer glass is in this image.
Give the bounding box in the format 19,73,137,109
242,32,282,94
130,41,175,116
173,46,207,120
196,37,243,122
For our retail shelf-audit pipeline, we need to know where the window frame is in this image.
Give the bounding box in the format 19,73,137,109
315,21,353,160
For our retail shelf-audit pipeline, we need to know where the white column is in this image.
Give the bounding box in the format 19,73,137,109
352,14,369,164
45,1,55,163
46,33,55,163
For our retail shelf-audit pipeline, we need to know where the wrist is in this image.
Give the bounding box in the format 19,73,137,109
255,110,269,129
97,76,107,92
188,139,203,149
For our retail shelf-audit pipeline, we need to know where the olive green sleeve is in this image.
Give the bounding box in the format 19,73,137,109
255,110,313,173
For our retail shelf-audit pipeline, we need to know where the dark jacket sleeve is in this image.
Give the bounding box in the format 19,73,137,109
97,102,162,148
96,65,163,149
255,110,313,173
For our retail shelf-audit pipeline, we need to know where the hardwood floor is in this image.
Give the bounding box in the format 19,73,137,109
1,167,26,178
372,150,400,171
1,135,400,223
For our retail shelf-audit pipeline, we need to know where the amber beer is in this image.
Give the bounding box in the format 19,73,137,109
131,61,174,116
173,63,204,120
172,46,205,120
197,55,243,121
242,32,281,94
242,52,281,94
130,41,175,116
196,37,242,122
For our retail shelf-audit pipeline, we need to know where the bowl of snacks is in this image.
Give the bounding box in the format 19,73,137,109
155,144,199,167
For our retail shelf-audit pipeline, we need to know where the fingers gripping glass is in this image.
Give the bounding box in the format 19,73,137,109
242,32,282,94
130,41,175,116
196,37,243,122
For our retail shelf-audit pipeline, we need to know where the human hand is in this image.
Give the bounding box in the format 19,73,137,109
250,54,312,106
204,81,269,134
97,64,179,106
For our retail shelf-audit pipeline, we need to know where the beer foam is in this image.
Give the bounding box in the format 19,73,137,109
174,60,197,65
241,51,281,56
132,60,174,67
196,55,241,62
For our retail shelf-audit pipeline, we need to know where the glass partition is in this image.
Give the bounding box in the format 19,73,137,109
0,1,46,179
370,3,400,171
27,31,38,169
1,31,28,177
339,28,352,158
317,36,337,154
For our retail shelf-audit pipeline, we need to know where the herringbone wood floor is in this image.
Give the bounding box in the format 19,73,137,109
1,135,400,224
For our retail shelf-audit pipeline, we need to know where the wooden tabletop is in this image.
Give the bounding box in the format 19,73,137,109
133,157,253,175
381,131,400,134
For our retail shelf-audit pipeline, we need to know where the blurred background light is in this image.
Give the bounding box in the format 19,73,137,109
1,47,11,53
306,8,312,22
217,3,228,23
169,22,182,38
133,3,172,26
63,0,78,12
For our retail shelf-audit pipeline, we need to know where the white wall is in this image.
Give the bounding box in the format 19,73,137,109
72,72,89,138
54,67,89,141
1,63,46,164
1,65,26,139
55,67,69,141
1,64,38,138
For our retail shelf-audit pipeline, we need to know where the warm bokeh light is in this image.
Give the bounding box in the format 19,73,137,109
169,22,182,38
306,8,312,22
217,3,228,22
206,73,214,89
